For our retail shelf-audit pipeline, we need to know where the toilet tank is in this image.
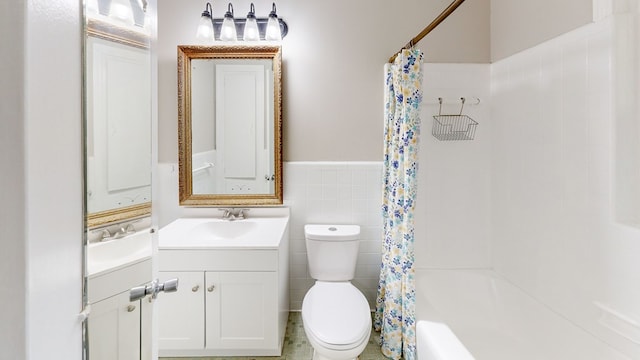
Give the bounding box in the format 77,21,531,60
304,225,361,281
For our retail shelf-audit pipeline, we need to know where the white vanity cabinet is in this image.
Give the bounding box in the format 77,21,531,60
157,216,290,358
87,259,152,360
156,271,204,350
205,271,278,350
88,291,152,360
157,249,287,357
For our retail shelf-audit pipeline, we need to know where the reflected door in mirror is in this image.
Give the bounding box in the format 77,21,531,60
86,36,151,215
191,59,274,195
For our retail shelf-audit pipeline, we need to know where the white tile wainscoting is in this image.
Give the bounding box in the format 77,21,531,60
283,162,383,310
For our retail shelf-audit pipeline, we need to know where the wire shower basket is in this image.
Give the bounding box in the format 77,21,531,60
432,97,478,141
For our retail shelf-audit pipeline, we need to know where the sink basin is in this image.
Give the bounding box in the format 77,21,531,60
159,216,289,249
190,221,258,240
87,231,152,277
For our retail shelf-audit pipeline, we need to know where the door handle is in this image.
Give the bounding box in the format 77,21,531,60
130,278,179,302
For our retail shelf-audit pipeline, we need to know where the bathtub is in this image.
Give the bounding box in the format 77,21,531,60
415,269,628,360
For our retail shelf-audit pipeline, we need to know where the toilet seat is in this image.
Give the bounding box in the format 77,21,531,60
302,282,371,351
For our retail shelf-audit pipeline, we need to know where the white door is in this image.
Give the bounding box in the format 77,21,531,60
215,64,270,194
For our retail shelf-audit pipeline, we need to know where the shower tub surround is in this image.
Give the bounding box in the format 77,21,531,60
413,7,640,360
415,269,628,360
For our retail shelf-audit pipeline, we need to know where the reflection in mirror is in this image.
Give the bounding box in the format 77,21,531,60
178,46,283,206
85,1,152,228
83,1,154,359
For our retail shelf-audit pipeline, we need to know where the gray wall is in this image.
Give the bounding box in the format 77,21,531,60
0,0,26,358
491,0,593,61
157,0,490,163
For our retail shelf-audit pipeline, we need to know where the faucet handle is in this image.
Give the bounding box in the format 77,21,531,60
100,229,112,241
237,208,250,219
125,223,136,233
218,208,231,219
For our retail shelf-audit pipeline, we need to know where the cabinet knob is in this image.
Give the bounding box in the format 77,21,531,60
192,285,200,292
207,285,215,292
127,305,136,313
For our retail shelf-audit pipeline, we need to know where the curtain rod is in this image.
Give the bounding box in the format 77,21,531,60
388,0,467,63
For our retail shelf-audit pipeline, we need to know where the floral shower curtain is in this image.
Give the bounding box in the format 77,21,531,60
374,48,424,360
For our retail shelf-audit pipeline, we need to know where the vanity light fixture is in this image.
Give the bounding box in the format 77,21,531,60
196,2,215,44
195,2,288,42
219,3,237,41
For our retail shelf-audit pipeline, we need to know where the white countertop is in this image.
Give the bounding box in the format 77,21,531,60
159,216,289,250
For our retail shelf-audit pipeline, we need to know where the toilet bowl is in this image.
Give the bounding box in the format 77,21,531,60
302,282,372,360
301,225,372,360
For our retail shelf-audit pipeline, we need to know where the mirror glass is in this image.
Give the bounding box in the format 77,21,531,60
85,1,152,227
82,1,154,359
178,45,283,206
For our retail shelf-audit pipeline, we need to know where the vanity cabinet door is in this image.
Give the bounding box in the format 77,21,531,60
205,271,278,349
88,291,141,360
157,271,205,350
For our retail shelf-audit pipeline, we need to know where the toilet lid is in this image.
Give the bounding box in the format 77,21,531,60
302,282,371,348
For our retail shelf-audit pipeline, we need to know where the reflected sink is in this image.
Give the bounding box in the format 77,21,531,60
87,231,152,277
189,221,258,240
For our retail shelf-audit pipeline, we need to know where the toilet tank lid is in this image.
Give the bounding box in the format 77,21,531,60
305,225,360,241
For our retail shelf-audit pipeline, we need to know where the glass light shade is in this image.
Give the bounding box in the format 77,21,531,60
243,17,260,41
220,17,237,41
265,16,282,41
196,16,215,43
109,0,135,25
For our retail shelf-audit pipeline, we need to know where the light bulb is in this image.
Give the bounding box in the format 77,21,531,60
109,0,135,25
243,3,260,41
196,17,214,43
265,3,282,41
220,3,237,41
195,3,214,44
86,0,99,16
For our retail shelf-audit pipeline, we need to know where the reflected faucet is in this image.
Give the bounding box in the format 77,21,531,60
218,208,249,221
97,220,139,242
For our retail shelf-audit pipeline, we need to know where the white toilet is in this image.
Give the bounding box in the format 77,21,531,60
302,225,372,360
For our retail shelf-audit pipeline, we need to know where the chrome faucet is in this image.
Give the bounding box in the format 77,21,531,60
218,208,249,221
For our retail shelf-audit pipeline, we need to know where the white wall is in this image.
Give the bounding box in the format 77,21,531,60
415,63,492,269
154,0,491,289
24,0,84,359
156,0,489,164
490,11,640,359
491,0,593,61
0,0,83,359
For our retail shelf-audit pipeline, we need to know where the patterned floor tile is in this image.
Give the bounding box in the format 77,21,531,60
160,312,389,360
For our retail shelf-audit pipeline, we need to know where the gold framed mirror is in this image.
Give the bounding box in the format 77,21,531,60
178,45,283,206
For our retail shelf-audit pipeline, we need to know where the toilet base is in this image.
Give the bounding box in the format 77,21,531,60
312,348,359,360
